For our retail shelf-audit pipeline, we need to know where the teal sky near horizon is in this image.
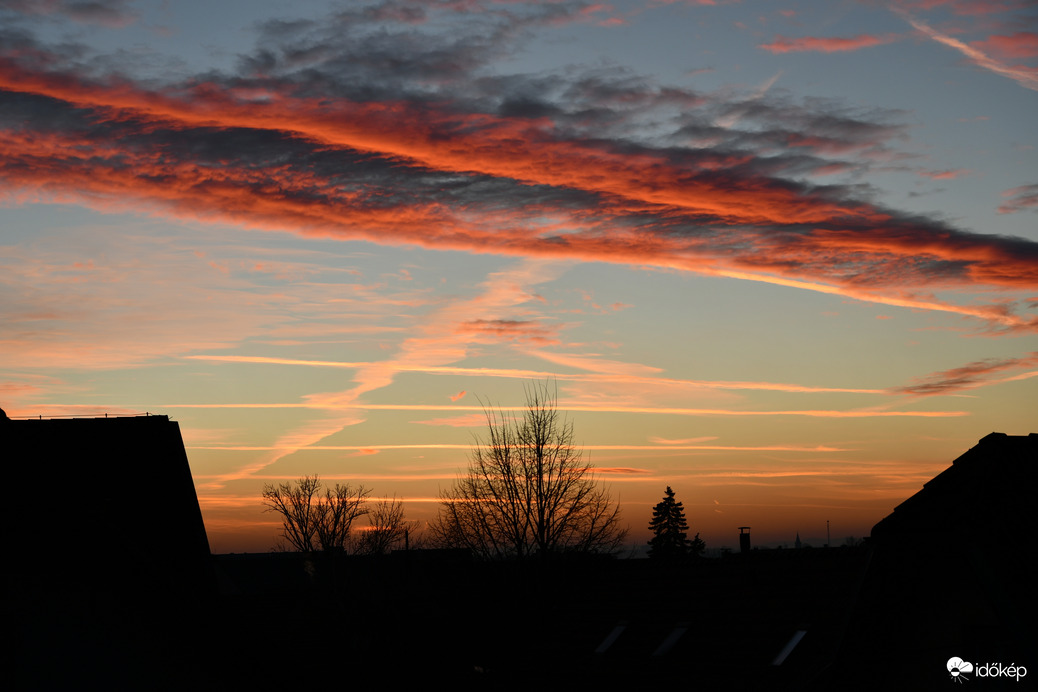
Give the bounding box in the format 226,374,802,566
1,0,1035,553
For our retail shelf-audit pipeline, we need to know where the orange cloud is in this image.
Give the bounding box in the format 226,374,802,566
760,34,899,53
649,436,720,444
182,353,887,394
190,442,849,452
1,42,1036,332
917,168,971,180
0,64,845,228
164,401,968,418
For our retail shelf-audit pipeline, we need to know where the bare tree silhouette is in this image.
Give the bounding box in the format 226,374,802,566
362,496,420,554
432,382,627,559
262,475,370,553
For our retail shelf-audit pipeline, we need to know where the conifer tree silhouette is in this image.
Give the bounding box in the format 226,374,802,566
648,486,704,559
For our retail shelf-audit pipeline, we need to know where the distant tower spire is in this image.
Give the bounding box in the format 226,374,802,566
795,532,802,550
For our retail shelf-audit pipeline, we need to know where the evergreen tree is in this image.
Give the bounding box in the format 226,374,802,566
648,486,704,560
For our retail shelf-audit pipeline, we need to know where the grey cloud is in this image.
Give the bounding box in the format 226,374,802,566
892,352,1038,396
0,0,136,27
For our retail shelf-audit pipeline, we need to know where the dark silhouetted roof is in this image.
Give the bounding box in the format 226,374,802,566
4,414,212,592
6,414,216,688
813,433,1037,690
872,432,1038,541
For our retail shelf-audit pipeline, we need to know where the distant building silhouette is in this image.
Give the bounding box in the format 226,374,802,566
738,525,751,553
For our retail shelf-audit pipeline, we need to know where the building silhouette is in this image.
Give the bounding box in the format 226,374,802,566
813,432,1038,689
5,419,1032,688
5,414,211,589
5,414,213,687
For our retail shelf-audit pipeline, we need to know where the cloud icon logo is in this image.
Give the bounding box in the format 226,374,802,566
947,657,974,682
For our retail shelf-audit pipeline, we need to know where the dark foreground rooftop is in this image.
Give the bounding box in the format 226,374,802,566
825,432,1038,691
5,425,1034,689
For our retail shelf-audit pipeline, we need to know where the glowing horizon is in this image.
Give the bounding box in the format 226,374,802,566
2,0,1035,553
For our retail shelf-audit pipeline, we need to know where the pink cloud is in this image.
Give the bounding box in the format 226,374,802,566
901,14,1038,91
998,184,1038,214
412,413,489,427
972,32,1038,59
450,390,467,402
917,168,971,179
527,350,664,377
891,0,1027,15
648,436,720,444
0,382,44,396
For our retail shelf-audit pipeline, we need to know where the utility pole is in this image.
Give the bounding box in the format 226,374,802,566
826,519,830,548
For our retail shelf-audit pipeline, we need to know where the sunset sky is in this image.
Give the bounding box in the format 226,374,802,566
2,0,1035,553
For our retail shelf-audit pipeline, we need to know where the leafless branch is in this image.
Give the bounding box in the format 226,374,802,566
261,475,370,553
432,381,628,559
